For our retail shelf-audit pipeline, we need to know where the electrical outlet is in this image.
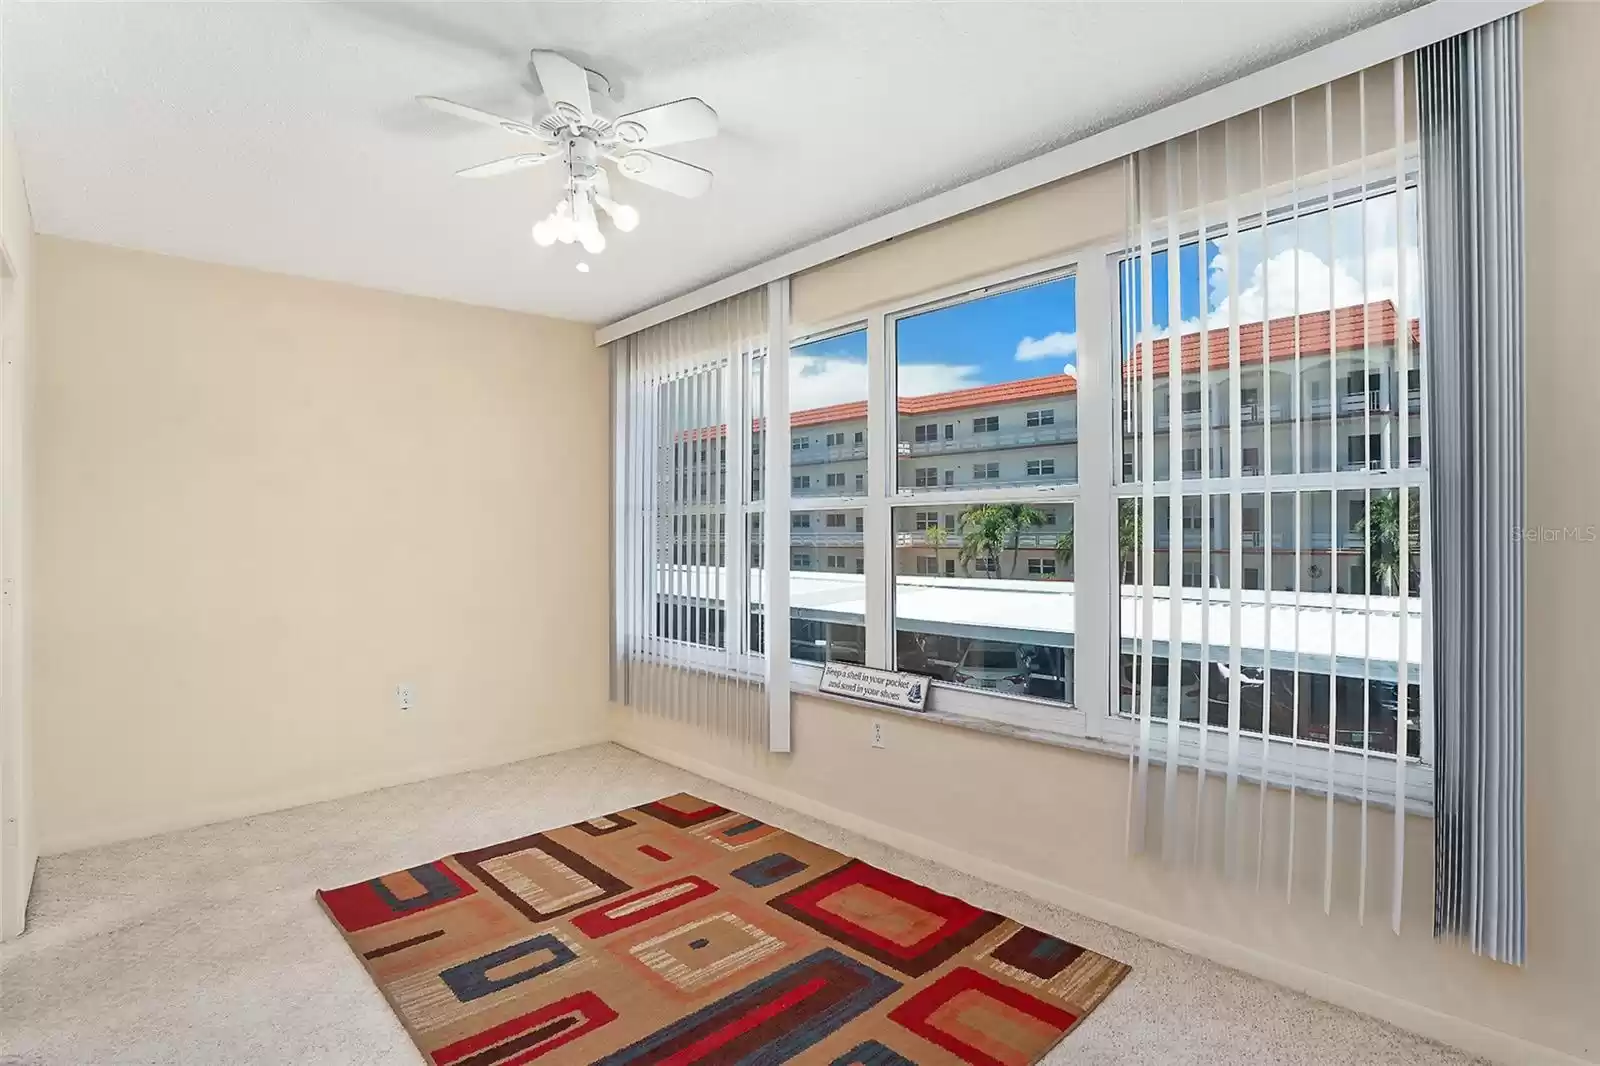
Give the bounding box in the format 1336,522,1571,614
871,720,885,749
396,683,415,713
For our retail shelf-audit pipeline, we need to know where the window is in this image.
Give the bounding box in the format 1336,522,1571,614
1026,459,1055,477
792,474,810,490
792,327,868,499
855,515,865,532
914,467,939,488
1346,433,1383,469
973,462,1000,480
854,473,865,492
895,273,1077,493
1182,388,1202,414
792,513,811,529
855,559,865,574
893,501,1077,704
1040,509,1057,527
792,553,811,569
792,436,809,451
1117,168,1426,767
790,507,865,665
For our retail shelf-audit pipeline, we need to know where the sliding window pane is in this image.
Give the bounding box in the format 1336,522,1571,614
894,276,1078,492
892,502,1075,703
791,328,868,499
790,508,865,664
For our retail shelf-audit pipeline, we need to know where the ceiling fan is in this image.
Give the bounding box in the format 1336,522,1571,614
418,50,718,256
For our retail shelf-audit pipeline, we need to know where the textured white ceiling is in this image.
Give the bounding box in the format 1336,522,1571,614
2,1,1417,324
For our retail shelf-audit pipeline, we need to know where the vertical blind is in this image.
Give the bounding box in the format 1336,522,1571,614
1419,14,1526,966
1120,59,1427,932
612,288,771,746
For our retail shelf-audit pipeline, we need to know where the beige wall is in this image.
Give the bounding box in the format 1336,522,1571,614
32,239,609,853
615,5,1600,1064
0,66,38,938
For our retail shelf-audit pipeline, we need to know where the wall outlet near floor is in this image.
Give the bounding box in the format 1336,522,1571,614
395,683,415,713
871,720,885,748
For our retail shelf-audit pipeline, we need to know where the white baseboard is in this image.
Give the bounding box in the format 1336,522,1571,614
617,736,1592,1066
41,729,609,856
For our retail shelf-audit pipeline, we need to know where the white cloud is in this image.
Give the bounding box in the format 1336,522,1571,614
1206,194,1422,325
1014,331,1078,362
788,354,984,412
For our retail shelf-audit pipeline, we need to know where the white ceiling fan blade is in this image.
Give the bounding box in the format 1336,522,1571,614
612,98,719,149
529,50,592,124
416,96,540,138
610,150,713,199
455,153,556,178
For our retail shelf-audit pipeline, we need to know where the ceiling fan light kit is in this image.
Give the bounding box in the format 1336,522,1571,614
418,49,718,259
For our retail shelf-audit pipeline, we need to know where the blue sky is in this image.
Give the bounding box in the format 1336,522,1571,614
785,191,1416,413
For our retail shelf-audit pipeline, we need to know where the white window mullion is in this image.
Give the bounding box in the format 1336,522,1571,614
1074,251,1113,738
865,313,893,671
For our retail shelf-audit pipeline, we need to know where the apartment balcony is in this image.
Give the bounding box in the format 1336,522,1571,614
790,530,866,547
894,530,1063,549
791,443,869,467
896,424,1078,457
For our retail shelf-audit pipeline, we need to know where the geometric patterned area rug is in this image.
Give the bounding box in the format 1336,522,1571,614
317,793,1130,1065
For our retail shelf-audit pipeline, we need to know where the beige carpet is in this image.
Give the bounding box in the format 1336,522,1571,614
1,744,1485,1065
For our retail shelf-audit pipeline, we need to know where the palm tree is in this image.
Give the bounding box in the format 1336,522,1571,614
1356,488,1422,595
924,523,949,576
998,503,1047,577
1118,499,1144,584
1054,531,1073,578
957,505,1012,578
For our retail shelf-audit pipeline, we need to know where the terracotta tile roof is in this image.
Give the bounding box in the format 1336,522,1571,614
669,302,1423,438
786,301,1420,427
1129,300,1421,378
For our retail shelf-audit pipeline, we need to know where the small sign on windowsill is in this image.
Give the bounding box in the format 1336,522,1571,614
818,662,928,712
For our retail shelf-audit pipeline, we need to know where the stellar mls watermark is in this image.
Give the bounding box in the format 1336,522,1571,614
1511,525,1598,543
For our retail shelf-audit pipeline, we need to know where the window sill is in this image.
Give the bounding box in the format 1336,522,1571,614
788,670,1433,817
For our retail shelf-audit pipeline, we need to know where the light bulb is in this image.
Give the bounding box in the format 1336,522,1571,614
580,227,606,254
531,219,557,247
610,202,640,233
576,262,591,273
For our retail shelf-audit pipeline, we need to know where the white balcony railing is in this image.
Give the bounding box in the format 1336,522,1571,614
792,443,869,467
896,423,1078,457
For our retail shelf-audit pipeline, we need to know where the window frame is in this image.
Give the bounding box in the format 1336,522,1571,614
1099,170,1434,810
747,211,1433,809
